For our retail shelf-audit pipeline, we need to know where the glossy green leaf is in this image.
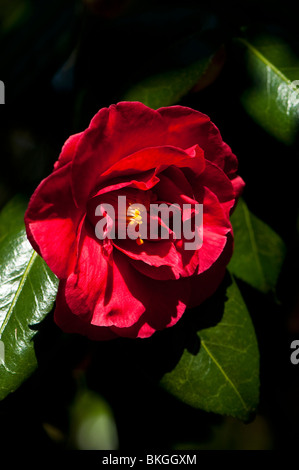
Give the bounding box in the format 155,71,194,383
122,46,225,109
0,196,58,401
228,198,286,293
160,275,259,421
235,36,299,144
0,195,28,239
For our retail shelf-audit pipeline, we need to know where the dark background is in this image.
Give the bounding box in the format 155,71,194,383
0,0,298,450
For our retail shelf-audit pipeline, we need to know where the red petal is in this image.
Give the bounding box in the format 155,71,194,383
231,175,246,199
54,132,83,171
193,160,236,220
113,238,180,271
99,144,205,184
188,233,234,308
64,225,146,329
128,259,179,281
71,101,207,206
71,102,166,206
158,105,239,178
176,186,231,277
73,144,205,206
54,280,117,341
160,165,195,200
155,173,195,203
71,102,239,207
63,223,190,337
109,275,190,338
25,161,83,279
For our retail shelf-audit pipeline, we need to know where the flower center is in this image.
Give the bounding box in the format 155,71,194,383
127,205,144,245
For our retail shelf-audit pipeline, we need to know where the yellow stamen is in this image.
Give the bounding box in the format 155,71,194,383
136,237,144,246
127,206,144,245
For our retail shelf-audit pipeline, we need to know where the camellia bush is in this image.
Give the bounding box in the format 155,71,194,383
0,0,297,451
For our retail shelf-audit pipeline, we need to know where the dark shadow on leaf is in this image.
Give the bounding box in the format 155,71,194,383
86,270,231,394
80,271,231,450
134,269,231,382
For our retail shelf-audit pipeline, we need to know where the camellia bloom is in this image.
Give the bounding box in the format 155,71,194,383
25,102,244,340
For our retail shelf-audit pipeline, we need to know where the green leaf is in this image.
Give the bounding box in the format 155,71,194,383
122,45,225,109
69,388,119,450
0,196,58,401
160,275,259,421
228,198,286,293
0,194,28,240
234,36,299,145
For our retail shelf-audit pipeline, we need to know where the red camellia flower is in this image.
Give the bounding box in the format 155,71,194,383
25,102,244,340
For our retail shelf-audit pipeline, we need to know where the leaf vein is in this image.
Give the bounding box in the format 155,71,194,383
201,340,248,412
0,250,37,337
203,340,247,354
239,38,292,85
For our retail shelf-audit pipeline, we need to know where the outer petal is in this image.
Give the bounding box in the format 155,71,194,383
157,105,239,178
231,175,245,199
72,102,167,206
109,274,190,339
54,132,83,171
188,233,234,308
56,273,189,341
54,281,117,341
176,186,232,278
192,160,236,220
71,101,238,206
64,223,147,329
24,161,83,279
